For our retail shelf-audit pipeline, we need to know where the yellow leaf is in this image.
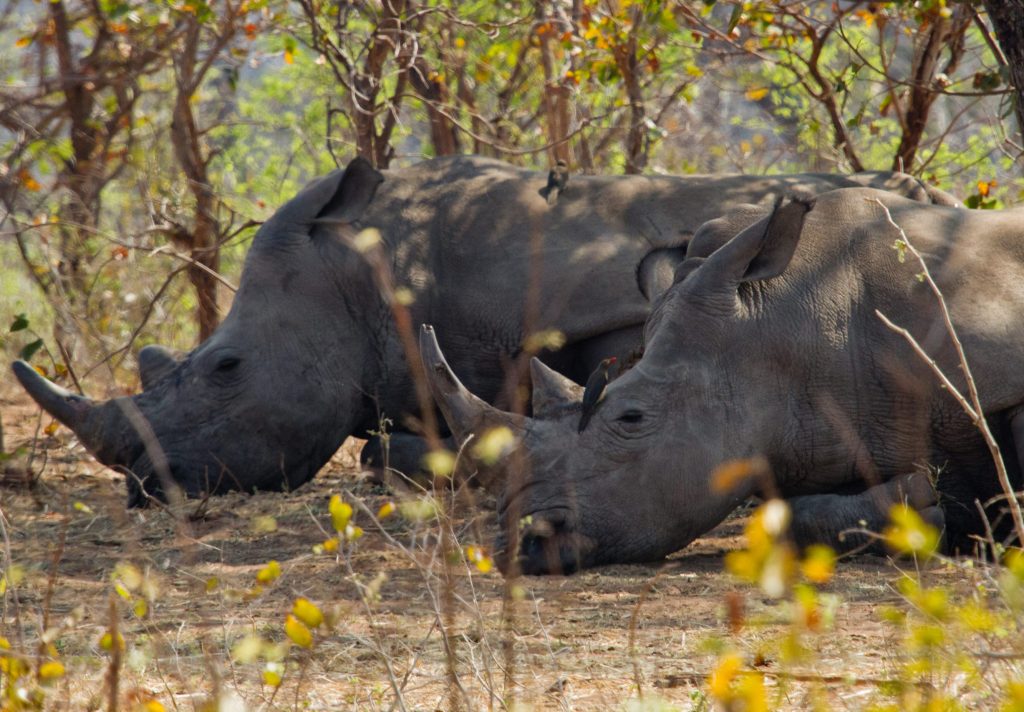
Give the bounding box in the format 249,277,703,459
38,661,64,682
800,545,835,584
465,546,494,573
422,449,455,478
284,48,294,64
284,614,313,648
231,634,265,664
143,701,166,712
73,501,93,514
398,496,439,522
256,560,281,584
352,227,381,253
205,577,219,592
15,36,32,48
855,9,875,27
44,421,59,436
711,458,765,492
292,598,323,628
454,37,465,49
329,495,352,532
393,287,415,306
524,329,567,353
251,515,277,534
744,86,769,101
99,632,125,653
883,505,939,558
263,662,284,687
472,426,515,465
708,652,742,700
114,562,143,591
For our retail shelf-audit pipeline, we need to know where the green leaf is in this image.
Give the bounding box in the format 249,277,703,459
10,314,28,332
20,339,43,361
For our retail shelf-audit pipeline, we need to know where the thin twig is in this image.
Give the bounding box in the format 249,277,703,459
870,197,1024,548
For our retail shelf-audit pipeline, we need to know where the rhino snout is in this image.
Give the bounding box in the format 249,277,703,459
496,508,597,576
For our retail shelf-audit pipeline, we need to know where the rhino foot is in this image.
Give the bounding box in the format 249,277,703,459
788,472,943,555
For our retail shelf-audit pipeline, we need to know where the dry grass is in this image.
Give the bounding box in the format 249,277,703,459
0,385,1006,711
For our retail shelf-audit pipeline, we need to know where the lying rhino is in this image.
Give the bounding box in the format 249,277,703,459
421,187,1023,575
13,154,958,506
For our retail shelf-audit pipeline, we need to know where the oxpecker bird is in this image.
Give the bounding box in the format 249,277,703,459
542,159,569,206
578,357,616,433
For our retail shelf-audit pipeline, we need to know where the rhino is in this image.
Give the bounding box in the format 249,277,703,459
420,187,1024,575
12,154,959,506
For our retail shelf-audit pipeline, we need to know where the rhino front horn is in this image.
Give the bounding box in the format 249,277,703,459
12,361,138,467
418,325,526,444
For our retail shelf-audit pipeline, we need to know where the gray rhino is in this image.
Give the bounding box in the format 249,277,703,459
421,187,1023,575
13,155,958,506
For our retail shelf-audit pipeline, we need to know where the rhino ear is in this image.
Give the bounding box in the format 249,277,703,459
315,156,384,224
264,156,384,236
636,245,688,302
695,195,814,292
530,358,584,419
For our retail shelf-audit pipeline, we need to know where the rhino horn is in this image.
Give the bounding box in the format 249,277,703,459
138,344,180,390
530,358,583,419
419,325,526,444
12,361,138,467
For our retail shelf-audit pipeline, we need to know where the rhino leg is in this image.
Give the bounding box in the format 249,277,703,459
361,433,456,484
787,472,943,554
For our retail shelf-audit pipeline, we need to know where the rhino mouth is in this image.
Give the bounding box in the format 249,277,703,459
495,507,597,576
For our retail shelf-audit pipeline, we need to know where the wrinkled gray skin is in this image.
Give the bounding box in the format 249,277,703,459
422,187,1024,575
12,155,958,506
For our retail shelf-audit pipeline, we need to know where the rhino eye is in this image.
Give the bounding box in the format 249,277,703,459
214,356,241,373
617,410,644,424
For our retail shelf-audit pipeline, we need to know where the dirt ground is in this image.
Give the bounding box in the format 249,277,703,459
0,386,1005,711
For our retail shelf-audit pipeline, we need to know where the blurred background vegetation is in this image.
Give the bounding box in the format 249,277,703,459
1,0,1021,390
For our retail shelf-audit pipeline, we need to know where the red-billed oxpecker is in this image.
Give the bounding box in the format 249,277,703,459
542,159,569,206
578,357,617,433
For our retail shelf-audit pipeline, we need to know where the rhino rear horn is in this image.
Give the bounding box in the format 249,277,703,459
530,358,583,419
419,325,526,445
138,344,180,390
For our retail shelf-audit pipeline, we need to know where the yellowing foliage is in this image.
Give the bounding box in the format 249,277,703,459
284,614,313,649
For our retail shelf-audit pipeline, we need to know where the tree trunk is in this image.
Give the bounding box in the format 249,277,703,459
171,18,222,342
982,1,1024,145
409,58,460,156
536,0,572,165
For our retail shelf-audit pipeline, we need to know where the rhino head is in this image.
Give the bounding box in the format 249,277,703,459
14,157,387,506
422,197,814,574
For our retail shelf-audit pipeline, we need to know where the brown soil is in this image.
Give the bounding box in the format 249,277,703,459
0,387,1001,711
